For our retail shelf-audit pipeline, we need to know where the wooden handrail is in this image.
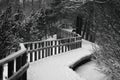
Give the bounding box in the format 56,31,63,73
24,36,81,45
27,40,82,53
0,43,28,80
0,44,26,65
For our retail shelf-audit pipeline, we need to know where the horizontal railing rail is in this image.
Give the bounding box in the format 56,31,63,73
0,43,29,80
24,36,81,48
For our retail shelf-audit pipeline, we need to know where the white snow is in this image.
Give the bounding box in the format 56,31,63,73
63,29,73,32
44,35,57,41
76,61,107,80
27,39,97,80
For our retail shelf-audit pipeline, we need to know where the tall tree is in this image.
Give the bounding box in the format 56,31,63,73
6,0,10,5
39,0,41,8
23,0,26,9
77,1,120,80
32,0,34,10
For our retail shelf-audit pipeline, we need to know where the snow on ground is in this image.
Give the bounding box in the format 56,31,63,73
44,35,57,41
27,39,96,80
63,28,73,32
75,61,107,80
75,40,107,80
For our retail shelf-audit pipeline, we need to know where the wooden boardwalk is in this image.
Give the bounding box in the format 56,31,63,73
27,39,96,80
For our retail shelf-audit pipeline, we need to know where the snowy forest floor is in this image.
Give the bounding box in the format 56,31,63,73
75,61,107,80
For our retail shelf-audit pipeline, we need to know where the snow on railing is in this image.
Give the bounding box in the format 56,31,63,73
24,36,82,62
53,25,79,39
0,43,29,80
57,28,79,39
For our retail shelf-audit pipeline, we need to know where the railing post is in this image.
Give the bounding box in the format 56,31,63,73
32,43,35,62
25,44,30,62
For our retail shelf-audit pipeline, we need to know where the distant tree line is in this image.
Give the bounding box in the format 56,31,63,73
0,0,62,58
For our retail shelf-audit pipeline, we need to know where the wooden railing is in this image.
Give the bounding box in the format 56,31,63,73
0,43,29,80
0,28,82,80
24,36,82,62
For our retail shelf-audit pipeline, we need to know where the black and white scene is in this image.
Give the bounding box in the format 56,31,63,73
0,0,120,80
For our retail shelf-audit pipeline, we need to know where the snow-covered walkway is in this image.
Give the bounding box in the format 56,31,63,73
27,39,96,80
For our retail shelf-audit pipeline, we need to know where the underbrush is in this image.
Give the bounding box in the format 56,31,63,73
92,33,120,80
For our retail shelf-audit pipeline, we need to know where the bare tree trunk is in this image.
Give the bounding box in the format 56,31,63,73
39,0,41,8
15,0,19,5
23,0,26,9
76,16,83,35
6,0,10,5
82,20,87,38
32,0,34,10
